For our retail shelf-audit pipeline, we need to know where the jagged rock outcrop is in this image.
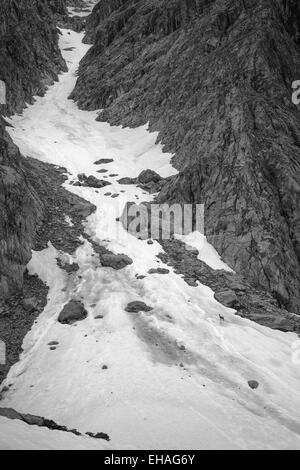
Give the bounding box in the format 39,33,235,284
0,0,67,298
71,0,300,313
0,124,43,297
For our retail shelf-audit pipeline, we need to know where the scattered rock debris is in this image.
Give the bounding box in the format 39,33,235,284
101,253,133,270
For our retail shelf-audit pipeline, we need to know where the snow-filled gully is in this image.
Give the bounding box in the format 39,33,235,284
1,29,300,450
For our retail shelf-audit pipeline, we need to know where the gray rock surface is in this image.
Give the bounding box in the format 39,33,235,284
0,125,43,297
77,173,111,188
214,290,239,309
101,253,133,270
248,380,259,390
125,301,153,313
137,170,162,185
58,300,88,324
94,158,114,164
0,0,67,115
0,0,67,299
148,268,170,275
0,407,110,440
71,0,300,314
22,297,39,312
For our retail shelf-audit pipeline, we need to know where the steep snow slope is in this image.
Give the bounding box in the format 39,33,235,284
1,29,300,450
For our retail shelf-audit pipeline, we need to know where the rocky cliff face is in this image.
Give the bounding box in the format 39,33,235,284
0,0,67,115
0,0,66,298
49,0,68,16
71,0,300,313
0,120,43,297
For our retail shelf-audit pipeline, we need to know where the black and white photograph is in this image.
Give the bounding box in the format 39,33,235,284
0,0,300,453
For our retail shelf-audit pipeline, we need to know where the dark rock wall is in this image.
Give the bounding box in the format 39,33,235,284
0,0,67,298
0,0,67,115
49,0,68,16
0,122,43,297
71,0,300,313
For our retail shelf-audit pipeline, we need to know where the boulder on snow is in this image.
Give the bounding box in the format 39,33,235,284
148,268,170,275
137,169,162,184
248,380,259,390
101,253,133,270
86,431,110,441
125,301,153,313
94,158,114,165
118,177,137,185
58,300,88,325
77,174,111,189
118,170,162,187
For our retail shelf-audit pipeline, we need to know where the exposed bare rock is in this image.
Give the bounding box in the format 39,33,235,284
118,177,137,185
58,300,88,325
49,0,68,17
125,301,153,313
22,297,39,312
69,202,95,218
138,169,162,184
0,126,43,297
248,380,259,390
214,290,239,309
0,0,67,115
71,0,300,314
0,407,110,441
148,268,170,275
94,158,114,164
101,253,133,270
77,173,111,188
158,238,300,333
0,0,67,299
